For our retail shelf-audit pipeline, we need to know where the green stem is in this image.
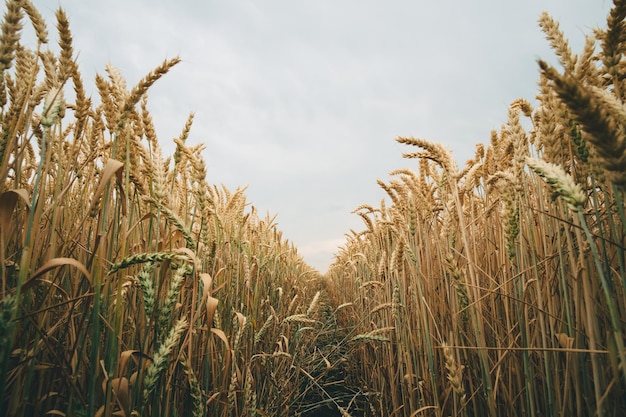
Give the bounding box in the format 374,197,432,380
0,126,50,411
577,209,626,386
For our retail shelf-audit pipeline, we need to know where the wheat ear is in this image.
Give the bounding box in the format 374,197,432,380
143,318,188,398
538,60,626,186
526,157,586,211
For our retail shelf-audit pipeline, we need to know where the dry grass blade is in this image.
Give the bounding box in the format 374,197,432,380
21,257,91,292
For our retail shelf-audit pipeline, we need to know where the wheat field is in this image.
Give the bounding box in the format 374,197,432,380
0,1,625,416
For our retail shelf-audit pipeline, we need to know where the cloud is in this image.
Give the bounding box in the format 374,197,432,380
297,237,351,273
36,0,614,273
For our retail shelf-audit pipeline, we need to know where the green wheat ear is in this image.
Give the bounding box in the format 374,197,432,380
41,87,64,128
143,318,187,399
138,264,156,320
526,157,586,211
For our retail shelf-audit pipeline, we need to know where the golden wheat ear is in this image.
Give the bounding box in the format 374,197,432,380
538,11,576,72
55,8,74,82
0,0,23,73
538,60,626,187
601,0,626,82
118,57,181,129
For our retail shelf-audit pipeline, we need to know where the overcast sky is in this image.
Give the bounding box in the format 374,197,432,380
31,1,612,272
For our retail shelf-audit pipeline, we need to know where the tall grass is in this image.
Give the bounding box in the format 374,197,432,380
326,2,626,416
